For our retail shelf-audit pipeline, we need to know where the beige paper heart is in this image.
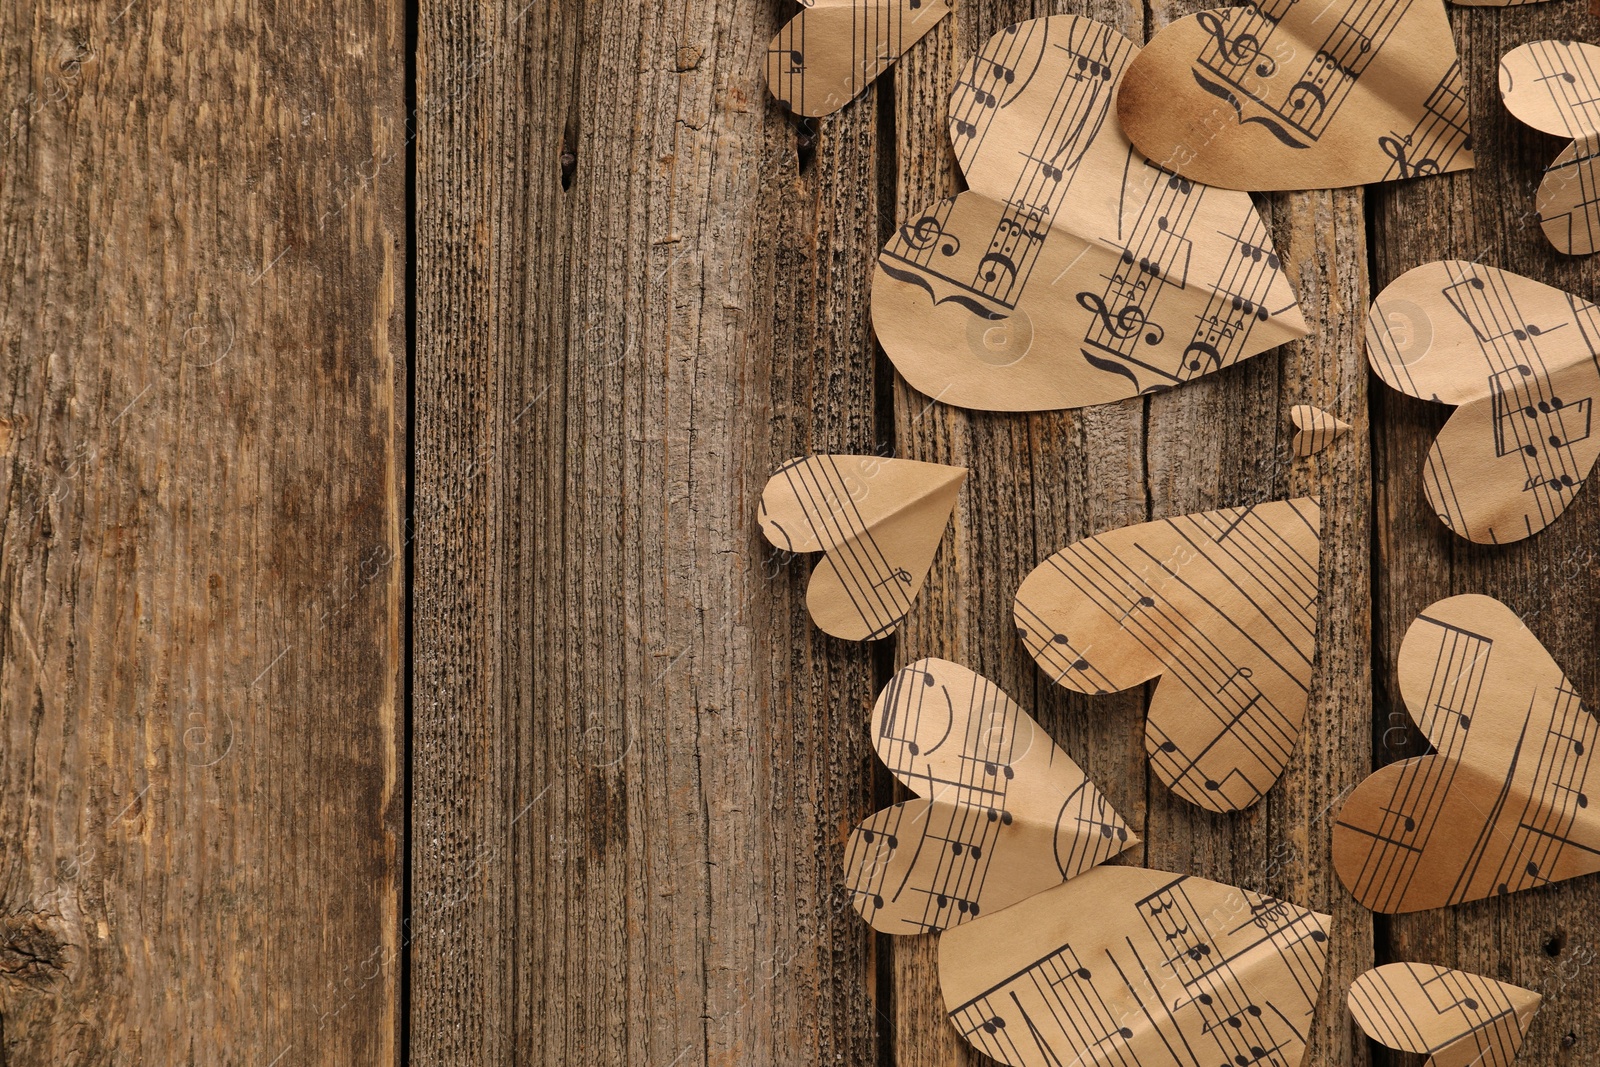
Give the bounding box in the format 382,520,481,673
1334,594,1600,913
872,15,1305,411
1500,40,1600,255
1290,403,1350,458
759,455,964,640
1116,0,1472,190
764,0,951,117
1348,963,1540,1067
1015,498,1322,812
1367,260,1600,543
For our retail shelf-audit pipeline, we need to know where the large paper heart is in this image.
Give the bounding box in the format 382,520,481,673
1367,260,1600,543
1015,498,1322,812
872,15,1305,411
1334,594,1600,913
759,455,964,641
1116,0,1473,190
1348,964,1540,1067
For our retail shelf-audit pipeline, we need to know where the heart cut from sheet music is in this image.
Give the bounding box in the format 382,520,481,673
1367,260,1600,544
1290,404,1350,458
1500,40,1600,255
845,659,1332,1067
1334,594,1600,914
1014,498,1323,812
1348,964,1540,1067
764,0,951,117
1115,0,1473,190
759,455,964,641
871,15,1306,411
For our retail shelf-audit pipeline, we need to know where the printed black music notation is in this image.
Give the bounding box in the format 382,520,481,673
1014,499,1321,812
1367,260,1600,544
872,14,1305,412
938,867,1330,1067
1334,595,1600,913
763,0,952,118
757,455,965,641
845,659,1135,934
1348,963,1540,1067
1501,40,1600,254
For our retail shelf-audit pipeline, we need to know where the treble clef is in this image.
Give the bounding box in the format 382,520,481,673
1378,134,1440,179
900,211,961,256
1076,291,1165,345
1195,10,1276,78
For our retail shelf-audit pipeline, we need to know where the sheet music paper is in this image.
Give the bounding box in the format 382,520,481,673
1116,0,1473,190
1500,40,1600,255
1290,404,1350,457
846,659,1138,934
1348,964,1540,1067
871,15,1307,412
764,0,951,117
1367,260,1600,544
1334,594,1600,913
758,455,965,640
845,661,1332,1067
1014,498,1323,812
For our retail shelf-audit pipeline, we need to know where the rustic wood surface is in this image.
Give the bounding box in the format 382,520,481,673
0,0,406,1064
2,0,1598,1063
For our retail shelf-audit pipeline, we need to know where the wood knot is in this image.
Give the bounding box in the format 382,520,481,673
0,914,72,990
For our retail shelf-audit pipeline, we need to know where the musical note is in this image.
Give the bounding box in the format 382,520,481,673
1501,41,1600,254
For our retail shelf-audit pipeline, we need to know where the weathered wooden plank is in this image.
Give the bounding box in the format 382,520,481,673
410,0,883,1062
0,0,405,1062
888,2,1373,1064
1370,6,1600,1064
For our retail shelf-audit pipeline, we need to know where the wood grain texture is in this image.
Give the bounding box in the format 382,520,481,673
0,0,405,1063
1370,6,1600,1065
410,0,884,1063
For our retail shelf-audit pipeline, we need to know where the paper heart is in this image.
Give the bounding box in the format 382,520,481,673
1500,40,1600,255
845,658,1136,934
759,455,964,640
1290,403,1350,457
872,15,1306,411
764,0,951,117
1367,260,1600,543
1348,963,1540,1067
1015,498,1322,812
1334,594,1600,913
845,660,1331,1067
1116,0,1473,190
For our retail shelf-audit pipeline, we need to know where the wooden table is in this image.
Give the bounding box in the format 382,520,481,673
1,0,1597,1063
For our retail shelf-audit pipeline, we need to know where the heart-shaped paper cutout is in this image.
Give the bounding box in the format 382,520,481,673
1334,594,1600,913
845,659,1136,934
1348,963,1540,1067
764,0,952,117
759,455,964,641
1367,260,1600,543
940,865,1330,1067
1290,403,1350,457
1116,0,1473,190
1015,498,1322,812
1500,40,1600,255
872,15,1306,411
